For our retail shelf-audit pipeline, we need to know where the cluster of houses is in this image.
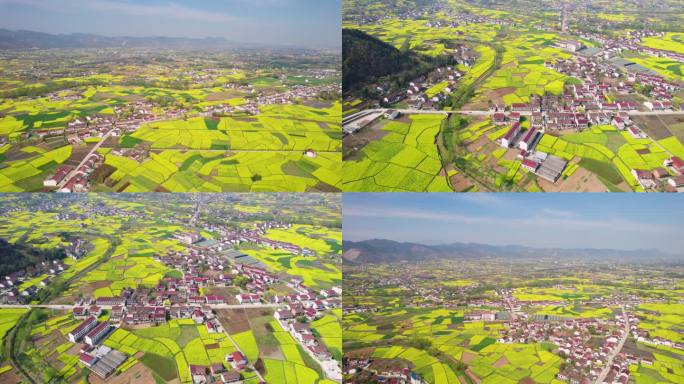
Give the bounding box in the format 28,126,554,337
202,101,258,117
189,359,244,384
597,30,684,67
343,358,425,384
546,42,680,109
494,115,569,183
553,314,636,384
274,285,341,321
273,288,342,379
634,330,684,351
423,10,512,29
257,83,340,106
490,83,684,187
631,156,684,191
33,114,116,141
43,153,104,193
219,222,316,256
493,288,680,384
404,65,465,109
65,315,129,379
0,259,67,304
268,278,343,379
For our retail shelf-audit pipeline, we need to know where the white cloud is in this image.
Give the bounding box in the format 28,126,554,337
88,1,236,23
451,193,509,206
541,208,578,218
344,204,672,235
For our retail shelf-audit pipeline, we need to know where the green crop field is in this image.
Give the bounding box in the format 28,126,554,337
231,330,259,363
640,33,684,57
102,319,249,383
103,148,341,193
98,102,342,193
343,306,561,384
239,224,341,290
535,127,684,191
312,315,342,361
0,308,28,351
263,358,322,384
0,144,72,192
344,115,451,191
476,33,570,105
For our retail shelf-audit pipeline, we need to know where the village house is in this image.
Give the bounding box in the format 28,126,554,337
68,316,97,343
84,322,110,346
500,122,521,148
518,128,539,152
664,157,684,175
220,370,241,383
228,351,247,370
190,365,208,384
632,169,656,189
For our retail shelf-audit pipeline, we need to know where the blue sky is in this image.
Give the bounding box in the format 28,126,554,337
344,193,683,253
0,0,341,48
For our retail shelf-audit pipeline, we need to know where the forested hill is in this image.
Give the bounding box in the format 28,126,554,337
0,238,66,276
343,28,438,93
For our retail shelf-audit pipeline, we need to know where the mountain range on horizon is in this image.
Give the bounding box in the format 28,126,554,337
342,238,681,264
0,29,333,51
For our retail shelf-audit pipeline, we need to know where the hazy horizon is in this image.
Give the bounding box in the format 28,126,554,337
0,0,341,48
344,194,684,254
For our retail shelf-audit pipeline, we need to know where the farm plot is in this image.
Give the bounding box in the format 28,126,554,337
477,33,570,104
264,224,340,255
105,320,238,384
22,311,86,382
627,54,684,82
343,115,451,192
125,102,340,151
634,303,684,344
0,144,72,192
344,302,569,384
105,148,341,192
533,127,684,191
77,247,170,296
0,308,28,343
311,315,342,361
226,309,328,383
242,248,341,290
263,358,321,384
